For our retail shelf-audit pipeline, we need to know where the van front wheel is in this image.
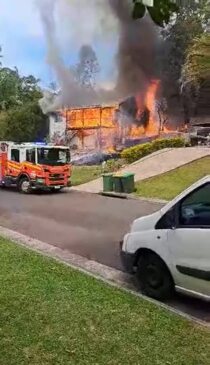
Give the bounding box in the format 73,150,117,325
136,252,174,301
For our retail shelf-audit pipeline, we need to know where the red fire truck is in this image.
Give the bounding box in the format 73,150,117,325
0,142,71,193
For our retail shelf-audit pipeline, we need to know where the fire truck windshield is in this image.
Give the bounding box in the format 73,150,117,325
37,148,70,166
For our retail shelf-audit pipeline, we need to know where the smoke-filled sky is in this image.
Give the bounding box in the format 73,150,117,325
1,0,159,113
0,0,117,88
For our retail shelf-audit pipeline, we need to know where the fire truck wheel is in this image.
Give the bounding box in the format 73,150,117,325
18,177,31,194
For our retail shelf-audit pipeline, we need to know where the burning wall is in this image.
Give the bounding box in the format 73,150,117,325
63,105,117,151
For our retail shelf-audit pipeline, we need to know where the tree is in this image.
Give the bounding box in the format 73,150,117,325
0,67,42,111
161,0,210,83
132,0,179,27
181,33,210,119
2,101,48,142
157,0,210,122
0,111,7,139
0,47,47,142
74,45,100,88
183,34,210,87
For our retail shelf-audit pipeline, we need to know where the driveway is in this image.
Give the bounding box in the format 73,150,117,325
74,147,210,193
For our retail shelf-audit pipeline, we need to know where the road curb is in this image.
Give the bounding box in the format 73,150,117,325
130,195,168,204
99,191,128,199
70,189,167,204
99,191,167,204
0,225,209,328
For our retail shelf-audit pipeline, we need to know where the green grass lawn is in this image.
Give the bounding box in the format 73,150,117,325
135,156,210,201
71,166,102,186
0,238,210,365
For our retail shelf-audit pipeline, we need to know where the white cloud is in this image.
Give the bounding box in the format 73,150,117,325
0,0,43,39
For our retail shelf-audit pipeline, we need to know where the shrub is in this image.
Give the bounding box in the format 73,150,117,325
121,137,185,163
103,159,125,173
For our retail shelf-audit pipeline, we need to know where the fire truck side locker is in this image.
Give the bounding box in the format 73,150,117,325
0,144,8,186
0,151,2,184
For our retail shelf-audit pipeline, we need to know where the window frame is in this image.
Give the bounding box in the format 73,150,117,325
177,182,210,229
11,148,20,163
155,183,210,230
26,148,36,164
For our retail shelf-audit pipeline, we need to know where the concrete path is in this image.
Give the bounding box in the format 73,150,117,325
73,147,210,193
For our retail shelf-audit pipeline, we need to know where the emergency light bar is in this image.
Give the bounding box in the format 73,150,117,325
139,0,193,5
34,142,47,146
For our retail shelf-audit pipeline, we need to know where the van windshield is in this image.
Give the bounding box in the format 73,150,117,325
37,148,70,166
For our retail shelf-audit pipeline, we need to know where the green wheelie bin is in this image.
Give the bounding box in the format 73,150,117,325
102,173,114,192
121,173,135,193
113,173,135,194
113,174,124,193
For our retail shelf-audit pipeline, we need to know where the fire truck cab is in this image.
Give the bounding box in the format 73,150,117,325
0,141,71,193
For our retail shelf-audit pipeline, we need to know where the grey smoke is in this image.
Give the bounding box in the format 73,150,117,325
37,0,99,113
37,0,159,113
109,0,158,97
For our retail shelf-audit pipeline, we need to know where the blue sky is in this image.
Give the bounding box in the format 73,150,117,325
0,0,48,82
0,0,117,89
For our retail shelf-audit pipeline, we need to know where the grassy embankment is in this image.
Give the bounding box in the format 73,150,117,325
0,238,210,364
135,157,210,200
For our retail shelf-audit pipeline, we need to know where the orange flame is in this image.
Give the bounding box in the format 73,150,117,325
144,80,160,135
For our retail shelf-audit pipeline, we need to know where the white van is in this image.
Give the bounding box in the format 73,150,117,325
120,176,210,301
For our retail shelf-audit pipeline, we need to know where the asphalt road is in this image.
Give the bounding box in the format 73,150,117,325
0,189,161,270
0,188,210,323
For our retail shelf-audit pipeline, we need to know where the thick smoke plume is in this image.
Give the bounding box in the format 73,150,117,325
109,0,158,98
37,0,158,113
37,0,99,113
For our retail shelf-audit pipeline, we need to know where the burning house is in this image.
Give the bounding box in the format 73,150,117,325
49,79,182,152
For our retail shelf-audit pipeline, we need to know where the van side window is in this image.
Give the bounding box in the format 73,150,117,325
26,149,36,164
179,183,210,227
11,149,20,162
156,208,175,230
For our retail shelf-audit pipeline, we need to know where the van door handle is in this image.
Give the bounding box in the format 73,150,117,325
157,235,161,239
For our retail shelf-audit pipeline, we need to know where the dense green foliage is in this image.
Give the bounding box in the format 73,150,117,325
183,33,210,86
1,101,48,143
0,60,47,142
121,137,185,163
132,0,179,27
